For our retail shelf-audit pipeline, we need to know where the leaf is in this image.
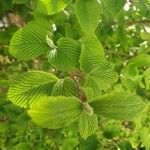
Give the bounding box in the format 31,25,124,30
75,0,102,35
78,112,98,139
101,0,126,18
85,61,118,95
48,37,81,71
121,77,137,93
122,63,139,81
8,71,58,108
140,31,150,41
80,36,105,73
103,124,121,139
118,141,132,150
28,96,82,129
139,127,150,150
129,54,150,68
36,0,70,15
9,20,52,60
60,138,79,150
52,77,78,97
90,92,145,120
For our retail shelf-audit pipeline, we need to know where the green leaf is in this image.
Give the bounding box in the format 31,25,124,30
139,127,150,150
140,31,150,41
80,36,105,73
14,142,31,150
36,0,70,15
101,0,126,18
48,37,81,71
90,92,144,120
9,20,52,60
60,138,79,150
85,61,118,95
121,77,137,93
118,141,132,150
75,0,102,35
122,63,139,81
28,96,82,129
78,112,98,139
52,77,78,97
103,124,121,139
8,71,58,108
129,54,150,68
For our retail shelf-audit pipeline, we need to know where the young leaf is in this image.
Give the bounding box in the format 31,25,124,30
9,20,52,60
129,54,150,68
48,37,81,71
36,0,70,15
28,96,82,129
8,71,58,108
80,36,105,73
75,0,102,35
78,112,98,139
51,77,78,97
101,0,126,18
90,92,145,120
85,61,118,95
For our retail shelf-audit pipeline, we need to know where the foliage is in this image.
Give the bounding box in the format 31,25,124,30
1,0,150,149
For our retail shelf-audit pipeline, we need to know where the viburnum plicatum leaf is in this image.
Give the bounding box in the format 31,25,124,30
85,60,118,96
8,71,58,108
9,20,52,60
28,96,82,129
48,37,81,71
80,36,105,73
90,92,145,120
52,77,78,97
78,111,98,139
36,0,70,15
129,54,150,68
101,0,126,17
75,0,102,35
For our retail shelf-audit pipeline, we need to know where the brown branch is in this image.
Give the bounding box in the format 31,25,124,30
126,19,150,26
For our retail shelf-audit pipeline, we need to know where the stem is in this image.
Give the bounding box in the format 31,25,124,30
70,70,87,102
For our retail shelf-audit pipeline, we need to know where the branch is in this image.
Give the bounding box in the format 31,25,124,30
126,19,150,26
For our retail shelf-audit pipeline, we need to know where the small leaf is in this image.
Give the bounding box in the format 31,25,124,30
78,111,98,139
122,63,139,81
85,61,118,95
48,37,81,71
90,92,145,120
28,96,82,129
80,36,105,73
140,31,150,41
139,127,150,149
52,77,78,97
36,0,70,15
75,0,102,35
129,54,150,68
9,20,52,60
8,71,58,108
118,141,132,150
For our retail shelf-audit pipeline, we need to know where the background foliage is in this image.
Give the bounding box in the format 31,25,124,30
0,0,150,149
